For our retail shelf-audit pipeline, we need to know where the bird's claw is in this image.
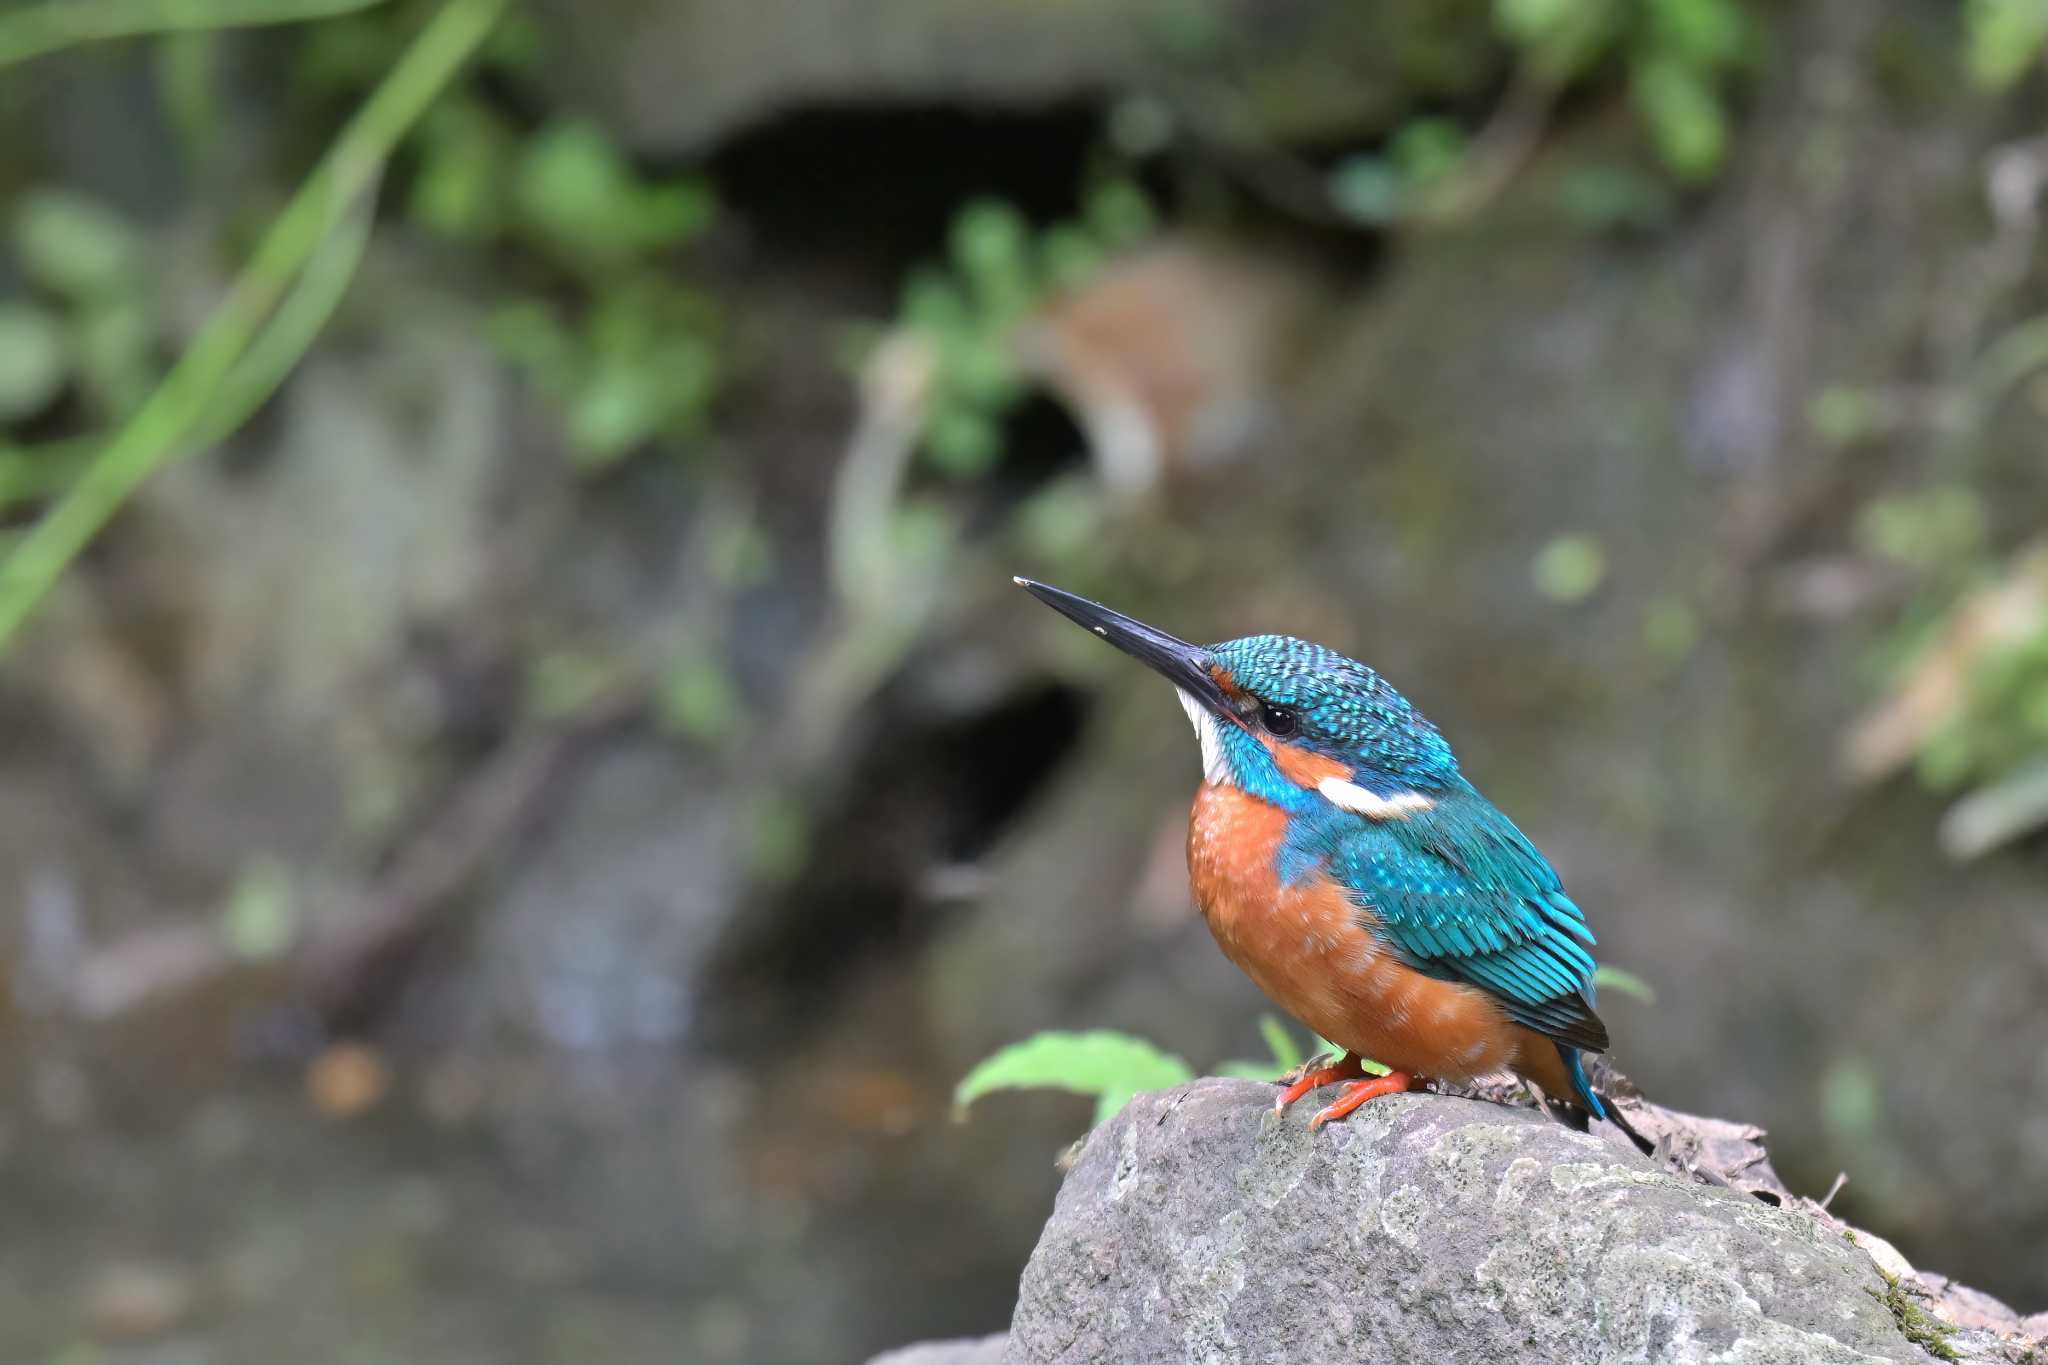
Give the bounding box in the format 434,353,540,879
1307,1071,1427,1129
1278,1051,1338,1088
1273,1051,1368,1114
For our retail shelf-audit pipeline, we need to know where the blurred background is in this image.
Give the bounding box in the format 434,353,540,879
2,0,2047,1360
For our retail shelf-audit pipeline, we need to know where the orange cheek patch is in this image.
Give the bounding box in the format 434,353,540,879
1260,733,1353,790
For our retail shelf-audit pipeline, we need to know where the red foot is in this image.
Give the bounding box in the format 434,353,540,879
1272,1052,1367,1114
1308,1070,1426,1130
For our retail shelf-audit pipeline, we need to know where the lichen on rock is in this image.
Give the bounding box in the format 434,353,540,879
995,1079,2043,1365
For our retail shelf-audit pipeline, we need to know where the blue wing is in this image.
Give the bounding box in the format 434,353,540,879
1291,780,1609,1054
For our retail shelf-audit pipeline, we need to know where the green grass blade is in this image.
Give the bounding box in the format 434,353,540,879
0,0,505,652
0,187,372,510
0,0,391,70
1258,1014,1304,1071
196,170,381,444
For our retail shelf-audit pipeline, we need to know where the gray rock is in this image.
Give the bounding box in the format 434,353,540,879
1007,1078,2020,1365
866,1335,1009,1365
526,0,1499,155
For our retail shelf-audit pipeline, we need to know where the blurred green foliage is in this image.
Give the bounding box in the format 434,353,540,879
1852,484,2048,809
1329,116,1473,226
1965,0,2048,88
1331,0,1752,226
0,191,155,428
0,0,508,651
1532,532,1610,604
293,5,724,469
0,0,387,70
219,855,298,961
1500,0,1751,181
893,183,1155,478
1920,629,2048,792
483,118,722,469
1855,485,1987,583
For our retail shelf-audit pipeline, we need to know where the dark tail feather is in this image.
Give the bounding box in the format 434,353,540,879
1563,1045,1658,1157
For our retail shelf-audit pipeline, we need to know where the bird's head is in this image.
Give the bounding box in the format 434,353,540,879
1017,578,1459,815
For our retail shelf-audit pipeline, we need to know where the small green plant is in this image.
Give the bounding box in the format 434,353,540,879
0,0,507,651
955,1030,1195,1126
955,1017,1357,1128
295,6,724,470
1866,1270,1961,1361
1504,0,1751,181
1328,117,1473,226
1919,627,2048,792
893,182,1155,478
0,190,157,429
481,117,722,469
1328,1,1752,229
1848,488,2048,798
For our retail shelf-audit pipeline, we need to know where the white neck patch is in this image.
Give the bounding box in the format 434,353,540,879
1316,777,1434,820
1175,688,1232,786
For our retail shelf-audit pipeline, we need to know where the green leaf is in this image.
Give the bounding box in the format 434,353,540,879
1039,224,1105,291
218,856,296,961
1532,532,1608,603
954,1030,1194,1126
924,404,1003,476
950,199,1032,284
12,189,142,300
1593,963,1657,1004
1632,55,1730,182
0,303,70,423
1390,118,1468,187
1965,0,2048,89
411,97,514,240
513,117,712,273
1083,180,1155,249
1495,0,1623,80
657,659,743,742
1645,0,1745,70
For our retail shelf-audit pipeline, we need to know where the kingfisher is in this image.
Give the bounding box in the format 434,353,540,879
1016,578,1610,1130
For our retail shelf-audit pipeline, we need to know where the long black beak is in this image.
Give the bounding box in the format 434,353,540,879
1014,578,1237,717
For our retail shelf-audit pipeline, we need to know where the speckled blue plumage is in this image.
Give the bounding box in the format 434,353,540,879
1206,634,1609,1115
1210,635,1459,789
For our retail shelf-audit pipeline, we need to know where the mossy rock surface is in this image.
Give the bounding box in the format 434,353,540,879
1005,1079,2017,1365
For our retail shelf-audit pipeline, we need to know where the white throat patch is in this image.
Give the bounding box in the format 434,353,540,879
1175,688,1231,786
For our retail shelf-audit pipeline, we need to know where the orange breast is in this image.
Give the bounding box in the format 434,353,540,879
1186,782,1527,1084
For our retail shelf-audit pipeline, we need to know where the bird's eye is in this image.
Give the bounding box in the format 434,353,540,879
1258,703,1298,737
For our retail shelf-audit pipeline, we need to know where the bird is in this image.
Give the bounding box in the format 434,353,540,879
1015,577,1611,1130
